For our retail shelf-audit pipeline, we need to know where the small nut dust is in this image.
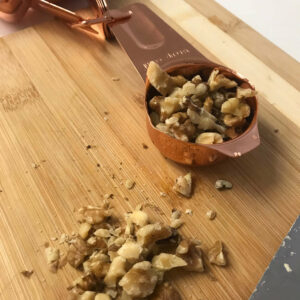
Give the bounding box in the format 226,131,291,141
112,77,120,81
45,200,228,299
215,179,232,190
125,179,135,190
20,270,34,278
206,210,216,220
142,143,148,149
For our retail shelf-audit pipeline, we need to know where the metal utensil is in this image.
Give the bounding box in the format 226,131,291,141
250,216,300,300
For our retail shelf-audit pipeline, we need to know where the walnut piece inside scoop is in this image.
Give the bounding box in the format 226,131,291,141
208,241,227,266
147,62,255,144
173,173,192,197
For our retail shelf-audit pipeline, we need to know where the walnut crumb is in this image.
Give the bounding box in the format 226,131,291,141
32,163,40,169
215,179,232,190
45,247,60,272
21,270,34,278
173,173,192,197
208,241,226,266
206,210,216,220
125,179,135,190
185,209,193,216
104,116,109,121
104,193,114,200
160,192,167,197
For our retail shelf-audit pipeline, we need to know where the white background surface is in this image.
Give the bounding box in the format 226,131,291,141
0,0,299,62
215,0,300,62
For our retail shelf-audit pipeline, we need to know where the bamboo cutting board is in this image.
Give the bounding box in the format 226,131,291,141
0,0,299,299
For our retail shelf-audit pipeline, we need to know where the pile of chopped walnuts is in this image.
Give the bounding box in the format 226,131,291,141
45,201,227,300
147,61,256,144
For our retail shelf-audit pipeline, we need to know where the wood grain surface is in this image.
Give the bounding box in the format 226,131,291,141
0,0,299,299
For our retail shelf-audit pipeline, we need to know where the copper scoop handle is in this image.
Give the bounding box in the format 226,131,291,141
206,122,260,157
108,2,210,80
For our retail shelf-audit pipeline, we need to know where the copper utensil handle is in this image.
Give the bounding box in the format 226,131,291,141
207,121,260,157
108,3,210,81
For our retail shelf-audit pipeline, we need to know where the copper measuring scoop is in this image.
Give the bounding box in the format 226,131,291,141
0,1,260,166
106,3,260,166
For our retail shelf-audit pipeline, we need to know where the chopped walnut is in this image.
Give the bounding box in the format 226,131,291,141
150,96,182,122
176,240,204,272
191,74,202,85
215,179,233,190
77,205,111,225
147,61,176,96
72,272,97,291
225,127,238,139
79,223,92,240
173,173,192,197
83,252,110,278
236,87,256,99
211,91,225,108
147,63,254,143
152,253,187,271
94,228,111,238
175,240,189,255
129,210,149,227
67,238,92,268
104,289,118,299
45,247,60,273
185,209,193,216
206,210,216,220
170,219,184,229
80,291,96,300
125,179,135,190
95,294,111,300
20,270,34,278
48,198,229,299
223,114,245,127
137,223,172,247
119,261,158,298
171,209,181,220
208,69,237,91
208,241,227,266
117,240,143,262
195,132,223,145
172,75,188,87
187,108,225,134
221,98,250,118
203,96,213,113
117,291,132,300
104,256,126,287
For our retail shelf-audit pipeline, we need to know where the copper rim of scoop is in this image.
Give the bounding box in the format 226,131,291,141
144,62,260,166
